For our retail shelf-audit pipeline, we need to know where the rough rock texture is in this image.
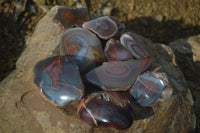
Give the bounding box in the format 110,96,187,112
0,6,196,133
169,35,200,91
169,35,200,132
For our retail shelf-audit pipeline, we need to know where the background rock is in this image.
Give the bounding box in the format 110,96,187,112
0,6,196,133
169,35,200,132
169,35,200,91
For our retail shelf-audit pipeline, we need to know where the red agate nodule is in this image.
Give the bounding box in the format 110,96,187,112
60,27,105,74
104,38,133,61
130,71,172,106
120,32,149,59
77,91,133,130
33,56,84,106
53,6,88,29
82,16,119,39
86,57,151,91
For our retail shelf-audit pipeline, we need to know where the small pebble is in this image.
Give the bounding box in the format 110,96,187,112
156,15,163,22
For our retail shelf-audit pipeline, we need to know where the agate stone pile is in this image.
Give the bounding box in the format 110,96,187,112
33,6,172,130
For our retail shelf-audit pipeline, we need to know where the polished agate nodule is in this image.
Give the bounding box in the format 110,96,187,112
33,6,173,130
130,71,172,106
53,6,88,29
120,32,149,59
33,56,84,106
60,27,105,73
86,57,151,91
104,38,133,61
77,91,133,130
82,16,120,39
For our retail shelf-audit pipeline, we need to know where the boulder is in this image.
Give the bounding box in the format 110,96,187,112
0,6,196,133
169,35,200,132
169,35,200,91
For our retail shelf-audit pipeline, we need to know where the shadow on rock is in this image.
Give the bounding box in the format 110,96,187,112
0,0,44,82
0,11,25,81
122,16,200,44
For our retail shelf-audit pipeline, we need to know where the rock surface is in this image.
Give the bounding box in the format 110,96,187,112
0,6,196,133
169,35,200,91
169,35,200,132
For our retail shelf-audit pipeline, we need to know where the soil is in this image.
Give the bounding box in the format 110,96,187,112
0,0,200,132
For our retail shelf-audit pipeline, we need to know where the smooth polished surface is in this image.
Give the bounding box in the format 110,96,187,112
33,56,84,106
130,71,169,106
82,16,118,39
120,32,149,59
77,91,133,130
60,27,105,73
86,57,151,91
104,38,133,61
53,6,88,29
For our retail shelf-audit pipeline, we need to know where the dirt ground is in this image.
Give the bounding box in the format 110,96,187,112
0,0,200,132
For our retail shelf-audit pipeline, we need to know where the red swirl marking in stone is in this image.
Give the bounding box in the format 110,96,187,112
44,56,61,86
103,63,130,77
82,16,118,39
